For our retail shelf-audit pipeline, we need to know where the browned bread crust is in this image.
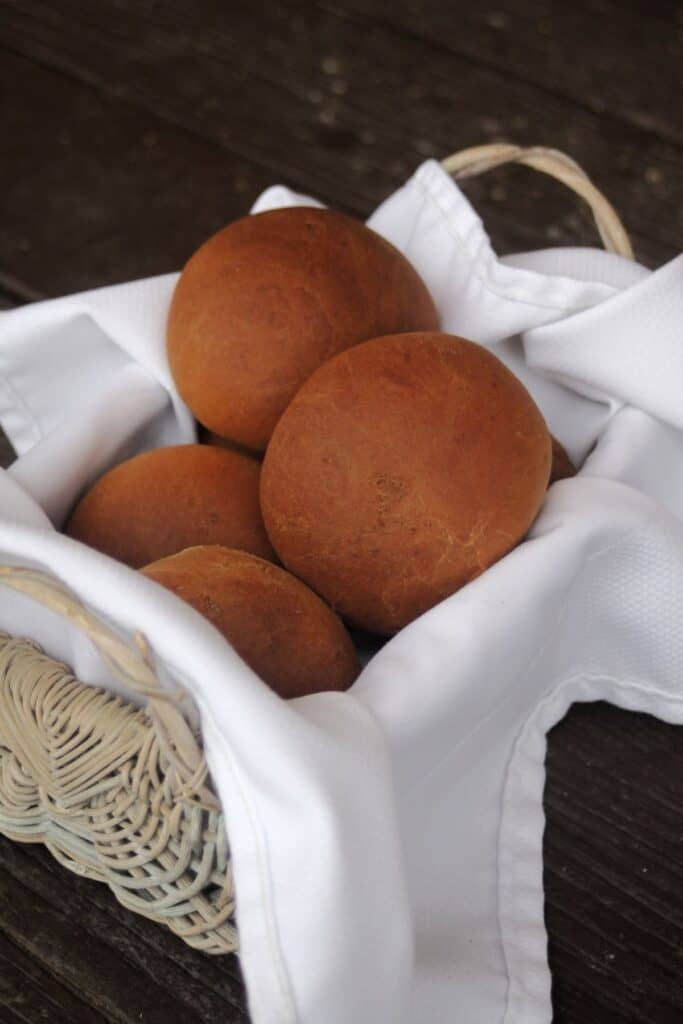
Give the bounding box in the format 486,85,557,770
167,207,439,450
261,332,552,634
66,444,275,567
142,545,360,698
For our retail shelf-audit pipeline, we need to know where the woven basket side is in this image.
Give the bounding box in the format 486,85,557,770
0,631,237,954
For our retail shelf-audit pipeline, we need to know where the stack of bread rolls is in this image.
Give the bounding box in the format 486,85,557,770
67,206,573,698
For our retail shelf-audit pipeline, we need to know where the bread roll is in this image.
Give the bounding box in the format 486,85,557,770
261,332,552,634
66,444,275,567
141,546,360,698
167,207,439,450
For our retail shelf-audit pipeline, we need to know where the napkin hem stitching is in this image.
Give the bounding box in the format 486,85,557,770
499,672,683,1024
496,508,664,1023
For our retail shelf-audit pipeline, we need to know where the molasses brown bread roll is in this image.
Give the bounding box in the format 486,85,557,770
167,207,439,450
261,332,552,634
141,546,360,698
67,444,275,567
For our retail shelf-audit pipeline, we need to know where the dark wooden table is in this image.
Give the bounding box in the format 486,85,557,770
1,2,681,1021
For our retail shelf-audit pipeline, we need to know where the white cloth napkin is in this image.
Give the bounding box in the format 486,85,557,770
1,161,682,1024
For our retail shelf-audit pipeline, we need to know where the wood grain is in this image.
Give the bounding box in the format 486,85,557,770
329,0,683,145
0,0,681,293
0,837,249,1023
0,928,110,1024
0,49,277,296
544,702,683,1024
0,2,681,1021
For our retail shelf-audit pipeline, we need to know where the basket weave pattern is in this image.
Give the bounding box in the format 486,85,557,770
0,568,238,955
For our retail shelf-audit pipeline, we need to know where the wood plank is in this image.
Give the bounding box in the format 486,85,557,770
0,930,111,1024
0,1005,39,1024
544,702,683,1022
18,840,248,1011
0,272,44,304
0,834,249,1023
326,0,683,146
0,1,680,282
0,49,276,297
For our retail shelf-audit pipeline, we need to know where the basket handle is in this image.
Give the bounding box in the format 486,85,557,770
441,143,634,260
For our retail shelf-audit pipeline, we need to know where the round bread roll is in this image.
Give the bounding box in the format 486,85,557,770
66,445,275,567
141,546,360,698
167,207,439,450
261,332,552,634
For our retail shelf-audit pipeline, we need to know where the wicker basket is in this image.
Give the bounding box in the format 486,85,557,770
0,144,633,957
0,565,237,955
